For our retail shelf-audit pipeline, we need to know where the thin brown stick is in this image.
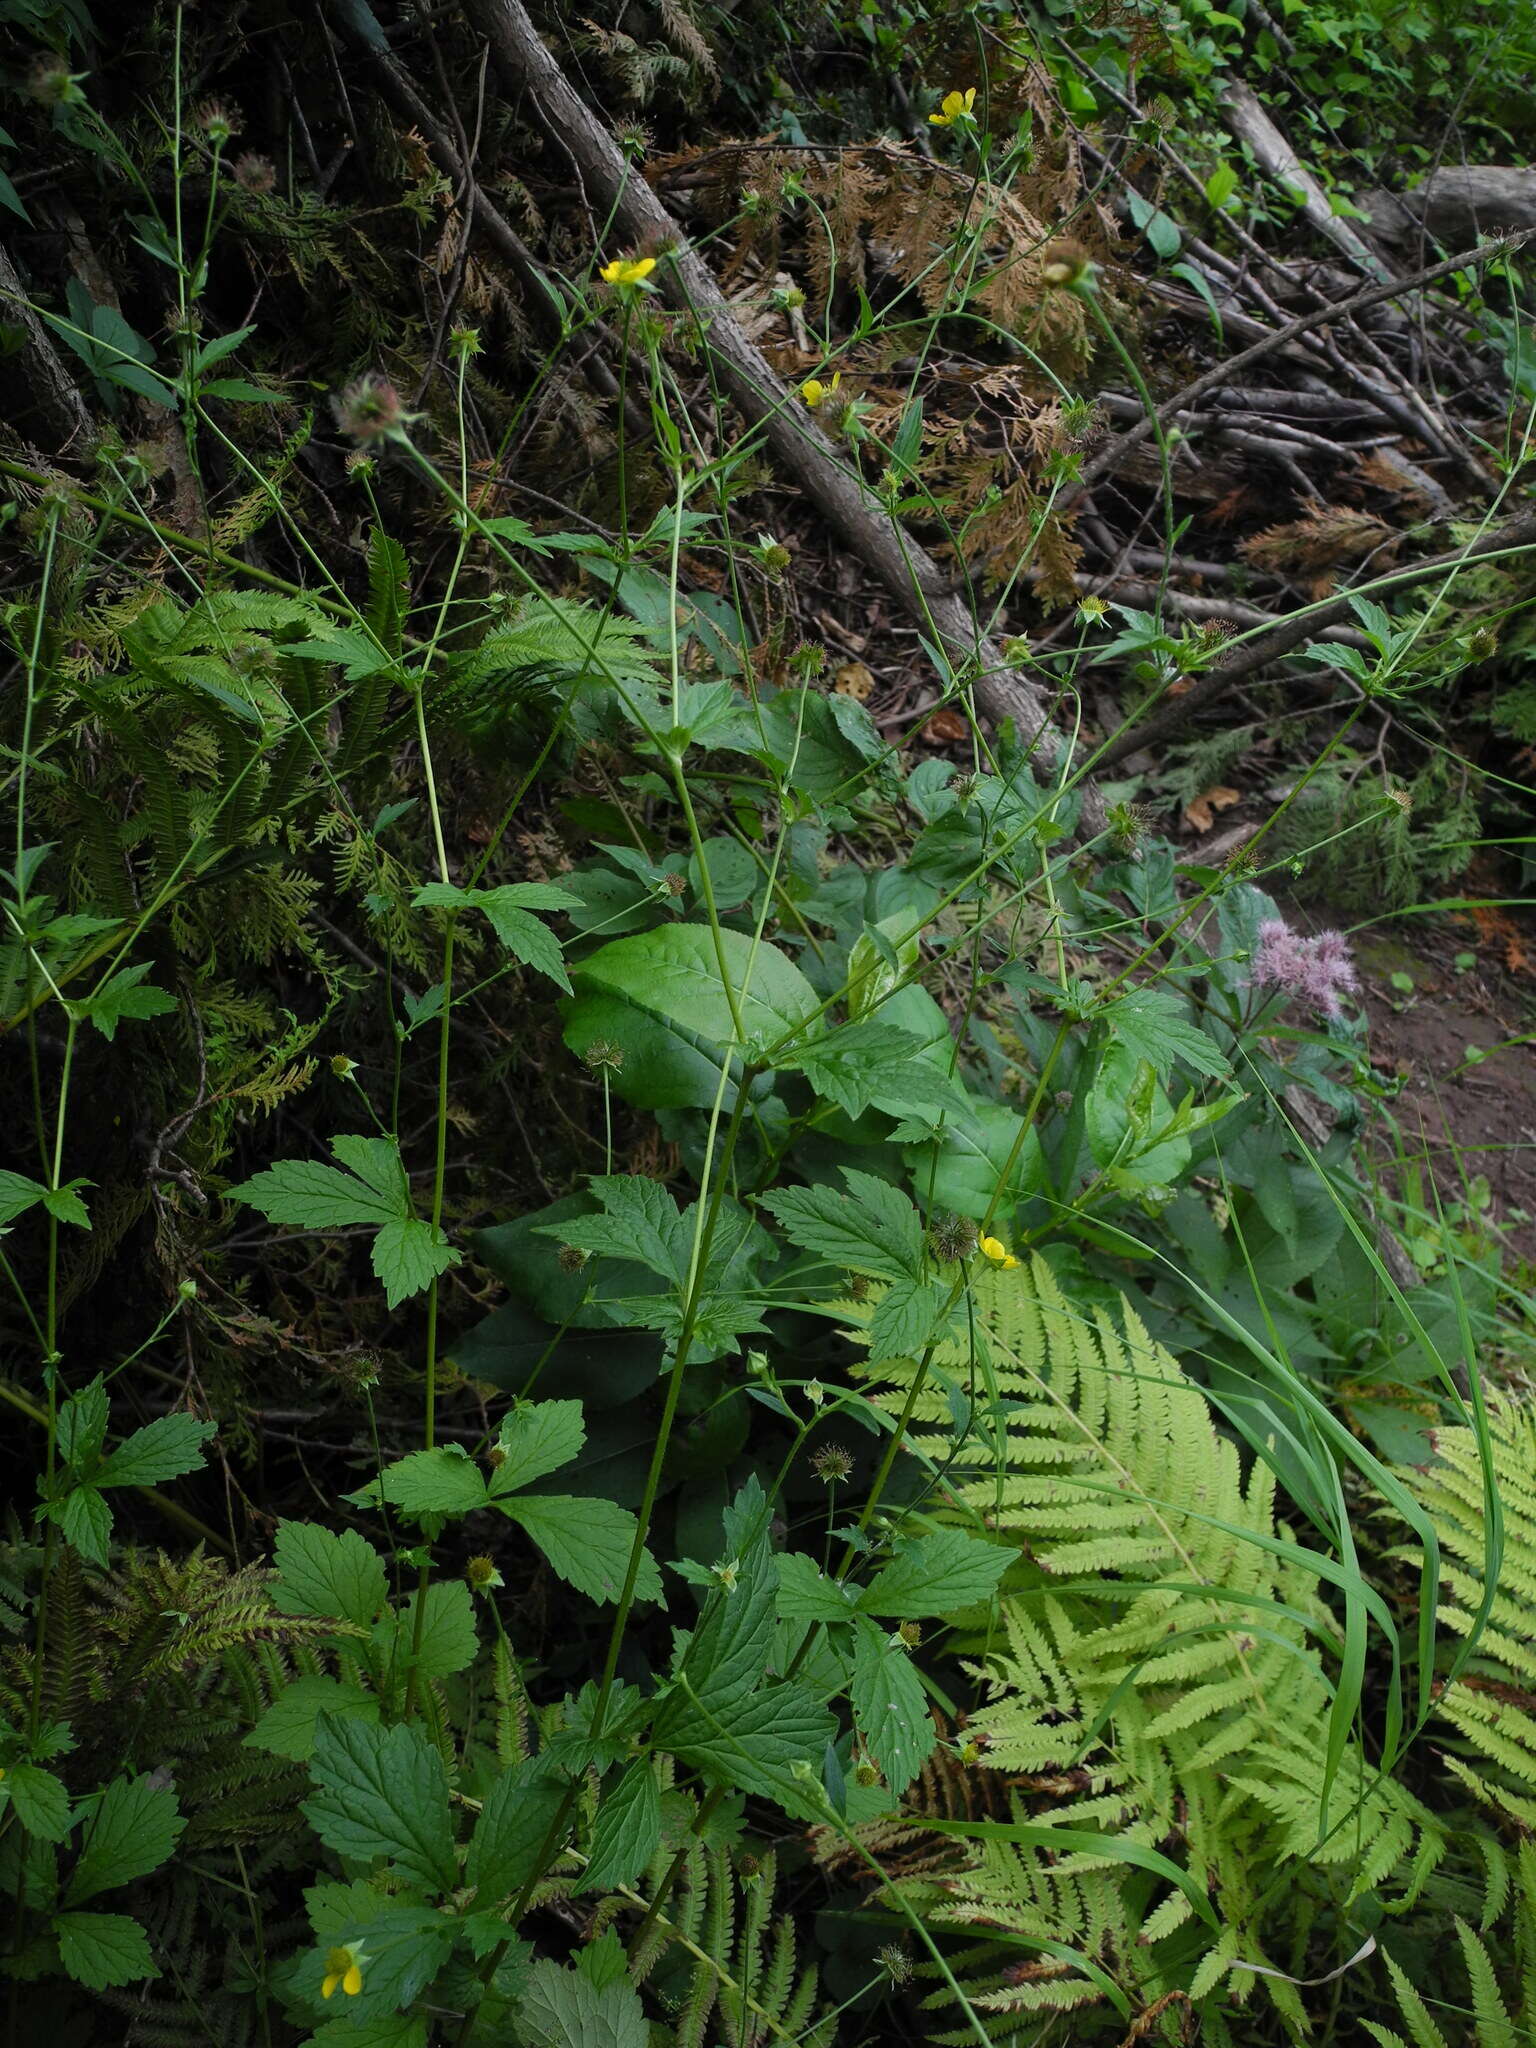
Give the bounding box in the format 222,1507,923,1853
449,0,1080,781
1093,506,1536,768
1070,230,1534,505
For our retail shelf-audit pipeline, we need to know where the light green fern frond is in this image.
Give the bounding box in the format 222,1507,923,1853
849,1255,1437,2032
1396,1397,1536,1824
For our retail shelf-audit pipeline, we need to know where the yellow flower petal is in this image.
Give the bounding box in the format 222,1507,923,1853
978,1235,1019,1269
322,1974,340,2001
343,1964,363,1996
600,256,657,286
930,87,976,127
800,379,825,407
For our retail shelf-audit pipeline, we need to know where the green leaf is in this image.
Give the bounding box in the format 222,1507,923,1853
657,1679,834,1807
759,1168,922,1282
487,1400,586,1495
5,1763,72,1842
868,1276,949,1362
0,1171,48,1226
580,1758,661,1893
372,1215,460,1310
53,1911,155,1990
413,881,574,992
74,962,176,1041
271,1521,388,1630
858,1529,1015,1618
54,1486,112,1567
66,1774,185,1905
229,1148,403,1230
850,1615,936,1797
307,2016,428,2048
499,1494,661,1606
564,924,822,1110
198,375,284,403
246,1677,379,1761
902,1096,1045,1220
466,1759,571,1903
350,1445,490,1519
95,1411,215,1490
303,1717,457,1895
57,1376,109,1470
1102,986,1230,1081
776,1552,858,1625
518,1956,649,2048
384,1580,479,1684
304,1904,455,2019
1204,161,1239,208
41,1183,92,1228
535,1176,688,1283
777,1018,960,1121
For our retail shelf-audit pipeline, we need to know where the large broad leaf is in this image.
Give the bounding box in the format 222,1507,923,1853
271,1521,388,1630
65,1775,184,1906
517,1957,648,2048
302,1718,456,1895
563,925,821,1111
902,1095,1046,1220
850,1615,936,1797
499,1494,661,1606
580,1759,661,1892
54,1911,155,1989
466,1759,572,1904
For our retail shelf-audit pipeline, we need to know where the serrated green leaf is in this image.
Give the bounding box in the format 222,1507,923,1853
850,1615,935,1797
75,962,176,1041
66,1774,185,1905
580,1758,661,1892
5,1763,72,1842
534,1176,687,1282
246,1677,379,1761
380,1579,479,1685
858,1529,1015,1618
499,1495,661,1607
1103,986,1230,1081
95,1410,215,1490
759,1167,922,1282
350,1445,489,1518
303,1717,456,1894
54,1486,112,1566
466,1758,571,1903
0,1170,48,1225
517,1956,648,2048
54,1911,155,1989
41,1184,92,1228
272,1521,388,1630
372,1215,460,1309
776,1552,858,1624
868,1275,948,1362
487,1400,585,1495
57,1376,109,1470
229,1152,402,1230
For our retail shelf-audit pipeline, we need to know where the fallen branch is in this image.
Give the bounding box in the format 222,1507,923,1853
1071,231,1533,506
1093,506,1536,768
445,0,1077,783
1218,81,1393,283
0,243,94,453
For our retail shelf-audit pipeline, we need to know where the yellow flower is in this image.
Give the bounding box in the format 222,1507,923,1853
799,372,841,408
321,1944,365,2000
929,87,976,128
978,1235,1019,1269
600,256,657,287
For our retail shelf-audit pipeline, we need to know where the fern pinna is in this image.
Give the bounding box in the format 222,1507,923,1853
846,1255,1440,2040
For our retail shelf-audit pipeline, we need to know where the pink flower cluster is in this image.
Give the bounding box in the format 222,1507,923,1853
1249,917,1359,1017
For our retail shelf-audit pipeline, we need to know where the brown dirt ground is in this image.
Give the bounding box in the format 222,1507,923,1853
1288,898,1536,1271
